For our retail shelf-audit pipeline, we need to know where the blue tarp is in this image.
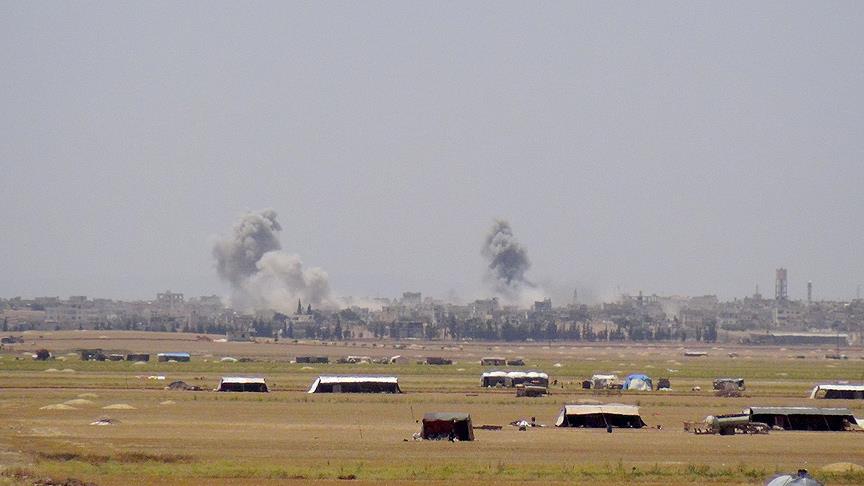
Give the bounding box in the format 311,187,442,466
623,374,653,390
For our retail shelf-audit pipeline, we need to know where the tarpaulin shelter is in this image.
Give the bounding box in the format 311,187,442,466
480,371,548,388
555,403,647,428
714,378,746,391
216,376,269,392
421,412,474,441
809,384,864,400
591,374,619,389
307,375,402,393
744,407,858,431
623,374,653,391
157,352,190,362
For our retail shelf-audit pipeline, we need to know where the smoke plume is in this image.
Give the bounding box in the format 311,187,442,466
213,210,331,312
482,219,538,303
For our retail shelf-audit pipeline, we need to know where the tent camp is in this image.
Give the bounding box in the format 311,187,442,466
809,384,864,400
744,407,858,431
421,412,474,441
480,371,548,388
591,374,619,389
555,404,647,428
307,375,402,393
623,374,653,391
216,377,269,392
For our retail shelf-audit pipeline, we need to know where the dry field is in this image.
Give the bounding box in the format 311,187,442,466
1,331,863,485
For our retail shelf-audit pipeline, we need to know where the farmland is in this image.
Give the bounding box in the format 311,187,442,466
1,331,863,485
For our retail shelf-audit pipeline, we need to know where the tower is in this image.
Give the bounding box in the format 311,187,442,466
775,268,788,302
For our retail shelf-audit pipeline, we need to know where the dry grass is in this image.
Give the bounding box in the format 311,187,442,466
1,332,863,485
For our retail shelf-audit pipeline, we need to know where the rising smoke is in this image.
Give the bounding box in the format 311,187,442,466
213,209,331,312
481,219,540,304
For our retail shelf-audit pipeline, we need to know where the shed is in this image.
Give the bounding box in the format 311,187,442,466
744,407,858,431
623,374,653,391
421,412,474,441
216,377,269,392
157,352,190,362
555,404,646,428
809,384,864,400
307,375,402,393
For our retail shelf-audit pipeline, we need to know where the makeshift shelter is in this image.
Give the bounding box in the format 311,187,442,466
165,380,202,391
216,377,269,392
506,358,525,366
555,404,647,428
480,357,506,366
809,384,864,400
126,353,150,362
591,374,619,389
80,349,106,361
480,371,549,388
623,374,653,391
425,357,452,365
421,413,474,441
389,355,409,364
714,378,746,391
157,352,190,362
744,407,858,431
307,375,402,393
295,356,329,364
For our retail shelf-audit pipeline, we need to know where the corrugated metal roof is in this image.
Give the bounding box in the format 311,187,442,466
745,406,854,416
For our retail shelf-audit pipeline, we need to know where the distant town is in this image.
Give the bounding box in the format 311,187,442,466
2,268,860,346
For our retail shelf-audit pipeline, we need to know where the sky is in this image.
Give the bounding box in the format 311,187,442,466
2,1,863,304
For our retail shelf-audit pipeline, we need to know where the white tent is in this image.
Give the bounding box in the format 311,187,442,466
809,384,864,399
307,375,401,393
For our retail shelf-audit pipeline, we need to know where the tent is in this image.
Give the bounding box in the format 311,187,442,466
591,374,619,389
623,374,653,391
714,378,746,391
157,352,191,362
480,371,548,388
809,384,864,399
765,470,824,486
307,375,402,393
555,404,647,428
216,377,269,392
421,413,474,441
744,407,858,431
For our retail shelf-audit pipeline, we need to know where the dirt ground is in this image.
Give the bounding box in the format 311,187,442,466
1,331,863,485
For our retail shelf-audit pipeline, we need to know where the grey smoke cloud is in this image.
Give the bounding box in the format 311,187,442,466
213,210,331,312
482,220,537,303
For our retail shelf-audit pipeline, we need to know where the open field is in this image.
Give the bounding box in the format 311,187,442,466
1,331,863,485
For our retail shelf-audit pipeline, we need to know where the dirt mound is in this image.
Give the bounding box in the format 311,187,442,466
78,393,98,399
102,404,135,410
40,404,77,410
159,400,176,405
43,368,59,372
63,399,95,407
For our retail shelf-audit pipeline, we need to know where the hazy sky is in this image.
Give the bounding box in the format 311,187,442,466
2,2,863,304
